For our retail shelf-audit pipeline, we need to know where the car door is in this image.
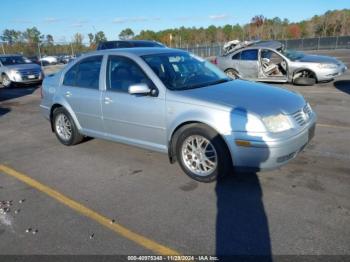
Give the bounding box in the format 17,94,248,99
101,55,167,152
60,55,104,135
238,49,259,79
259,49,288,81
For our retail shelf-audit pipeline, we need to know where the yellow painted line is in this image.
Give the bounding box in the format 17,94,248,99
317,123,350,130
0,164,180,256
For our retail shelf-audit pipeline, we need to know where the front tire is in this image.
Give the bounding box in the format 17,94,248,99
53,107,83,146
293,70,316,86
1,74,13,88
175,124,232,183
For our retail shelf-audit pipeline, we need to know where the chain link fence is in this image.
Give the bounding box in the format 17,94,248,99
0,42,93,66
1,36,349,65
183,36,350,57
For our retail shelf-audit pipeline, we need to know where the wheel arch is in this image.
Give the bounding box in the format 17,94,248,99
1,72,10,84
50,103,82,132
167,121,232,166
224,68,241,78
292,68,318,82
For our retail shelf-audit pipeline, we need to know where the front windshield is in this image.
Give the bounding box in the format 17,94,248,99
0,56,30,66
142,52,231,90
282,50,305,61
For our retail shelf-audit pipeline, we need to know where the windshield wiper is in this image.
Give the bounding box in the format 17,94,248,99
208,78,232,85
183,78,231,90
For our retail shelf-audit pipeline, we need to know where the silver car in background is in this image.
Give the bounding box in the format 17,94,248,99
0,54,44,88
40,48,316,182
216,42,347,86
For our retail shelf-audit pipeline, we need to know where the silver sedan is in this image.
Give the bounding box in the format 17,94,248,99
0,54,43,88
216,46,347,86
40,48,316,182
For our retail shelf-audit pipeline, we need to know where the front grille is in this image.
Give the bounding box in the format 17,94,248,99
292,104,312,126
18,68,41,77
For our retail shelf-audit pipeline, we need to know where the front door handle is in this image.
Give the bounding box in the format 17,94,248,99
104,97,113,104
65,91,72,98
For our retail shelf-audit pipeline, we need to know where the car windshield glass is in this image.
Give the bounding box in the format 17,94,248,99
142,52,231,90
282,50,305,61
0,56,30,65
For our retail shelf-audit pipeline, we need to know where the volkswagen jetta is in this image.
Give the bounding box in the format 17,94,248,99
40,48,316,182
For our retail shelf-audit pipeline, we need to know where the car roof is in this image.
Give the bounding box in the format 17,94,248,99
86,47,187,57
223,40,283,56
101,40,161,44
0,54,22,57
251,40,283,50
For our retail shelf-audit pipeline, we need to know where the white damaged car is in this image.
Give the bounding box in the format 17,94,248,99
215,41,347,86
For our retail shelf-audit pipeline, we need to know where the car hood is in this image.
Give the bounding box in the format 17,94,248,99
5,63,41,70
169,80,305,117
297,54,340,64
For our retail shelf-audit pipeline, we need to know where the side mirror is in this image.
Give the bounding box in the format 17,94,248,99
128,83,157,96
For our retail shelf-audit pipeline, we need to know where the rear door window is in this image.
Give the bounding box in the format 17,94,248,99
240,49,258,61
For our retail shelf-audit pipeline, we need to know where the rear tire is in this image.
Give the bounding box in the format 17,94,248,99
175,124,232,183
52,107,83,146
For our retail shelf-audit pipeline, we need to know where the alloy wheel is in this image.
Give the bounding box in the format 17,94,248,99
55,113,72,141
181,135,218,176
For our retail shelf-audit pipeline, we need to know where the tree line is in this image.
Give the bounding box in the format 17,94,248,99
130,9,350,46
1,9,349,56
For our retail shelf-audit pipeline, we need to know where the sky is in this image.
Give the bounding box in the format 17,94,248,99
1,0,349,42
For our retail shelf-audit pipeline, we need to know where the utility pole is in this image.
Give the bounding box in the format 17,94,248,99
37,43,43,68
70,43,74,57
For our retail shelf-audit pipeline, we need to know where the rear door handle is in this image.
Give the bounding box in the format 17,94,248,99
104,97,113,104
65,91,72,97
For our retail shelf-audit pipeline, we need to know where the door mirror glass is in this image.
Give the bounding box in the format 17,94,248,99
128,83,151,95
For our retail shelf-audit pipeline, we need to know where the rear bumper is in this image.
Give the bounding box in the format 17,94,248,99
228,116,317,171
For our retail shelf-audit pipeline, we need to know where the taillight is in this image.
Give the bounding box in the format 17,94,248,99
212,58,218,65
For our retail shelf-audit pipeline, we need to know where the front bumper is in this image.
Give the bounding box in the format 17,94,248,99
317,64,347,81
229,117,316,171
8,72,43,84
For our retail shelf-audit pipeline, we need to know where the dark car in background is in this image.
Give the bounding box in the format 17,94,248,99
96,40,165,50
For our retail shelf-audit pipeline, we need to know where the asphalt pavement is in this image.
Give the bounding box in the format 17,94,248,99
0,50,349,259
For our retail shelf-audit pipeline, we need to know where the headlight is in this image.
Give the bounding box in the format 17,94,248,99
9,70,20,80
10,69,19,75
318,63,337,69
262,114,292,133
